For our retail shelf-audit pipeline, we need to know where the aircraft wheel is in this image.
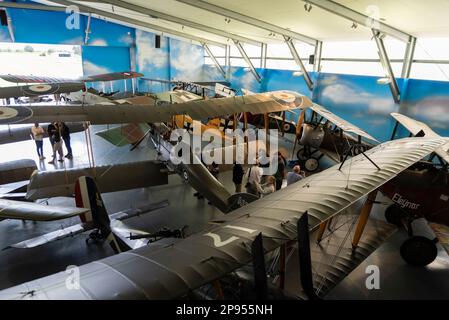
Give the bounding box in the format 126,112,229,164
385,204,402,227
304,158,319,172
400,236,438,267
181,168,189,182
283,123,291,133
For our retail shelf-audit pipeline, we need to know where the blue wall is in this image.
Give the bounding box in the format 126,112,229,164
204,63,449,142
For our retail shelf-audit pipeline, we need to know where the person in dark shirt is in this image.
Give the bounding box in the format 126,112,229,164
60,122,73,159
232,163,245,193
48,122,64,164
274,152,286,191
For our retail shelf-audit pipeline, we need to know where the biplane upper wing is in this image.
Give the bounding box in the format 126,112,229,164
0,82,86,99
0,199,88,222
0,91,312,125
391,113,449,164
0,137,445,300
310,104,379,143
0,71,142,84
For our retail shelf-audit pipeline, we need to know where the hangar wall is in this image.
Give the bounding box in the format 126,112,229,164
204,64,449,142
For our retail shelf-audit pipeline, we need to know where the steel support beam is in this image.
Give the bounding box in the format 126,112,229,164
225,45,231,80
4,9,15,42
203,43,227,80
304,0,412,42
314,41,322,72
284,36,313,90
84,13,92,45
97,0,261,46
0,2,66,12
39,0,227,48
372,30,400,103
176,0,318,46
260,43,267,69
402,36,416,79
233,40,261,83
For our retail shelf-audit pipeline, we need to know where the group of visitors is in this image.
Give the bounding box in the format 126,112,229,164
30,122,73,164
232,152,306,199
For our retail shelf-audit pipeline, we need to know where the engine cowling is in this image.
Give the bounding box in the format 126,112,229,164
300,123,325,149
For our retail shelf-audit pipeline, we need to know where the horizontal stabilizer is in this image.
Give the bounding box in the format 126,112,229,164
4,224,86,249
0,159,37,185
391,113,449,163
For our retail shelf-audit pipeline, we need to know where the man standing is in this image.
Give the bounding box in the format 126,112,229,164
245,161,263,196
232,163,245,193
48,122,64,164
60,122,73,159
30,123,45,160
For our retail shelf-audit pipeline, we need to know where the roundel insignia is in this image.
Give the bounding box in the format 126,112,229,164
22,84,60,96
0,106,33,125
272,91,296,103
29,84,52,92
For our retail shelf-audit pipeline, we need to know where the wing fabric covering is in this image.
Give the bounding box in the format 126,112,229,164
0,91,312,125
0,137,446,300
310,104,379,142
391,113,449,163
0,199,88,221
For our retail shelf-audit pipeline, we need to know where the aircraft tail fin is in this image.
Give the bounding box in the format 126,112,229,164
74,176,129,253
391,113,449,164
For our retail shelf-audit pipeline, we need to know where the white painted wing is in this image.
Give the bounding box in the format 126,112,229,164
0,137,446,300
0,199,89,221
391,113,449,164
310,104,379,142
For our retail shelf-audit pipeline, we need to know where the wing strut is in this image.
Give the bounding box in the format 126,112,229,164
297,212,320,300
352,191,378,250
339,145,380,171
251,233,268,300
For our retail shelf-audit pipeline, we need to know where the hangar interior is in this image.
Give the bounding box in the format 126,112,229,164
0,0,449,300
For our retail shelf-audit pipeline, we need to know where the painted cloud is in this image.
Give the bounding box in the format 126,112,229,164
170,39,204,81
136,30,168,72
83,60,111,75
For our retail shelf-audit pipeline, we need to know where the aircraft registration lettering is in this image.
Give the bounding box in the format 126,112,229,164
204,225,258,248
204,232,239,248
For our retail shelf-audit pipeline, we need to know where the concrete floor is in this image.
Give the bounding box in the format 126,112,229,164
1,125,449,299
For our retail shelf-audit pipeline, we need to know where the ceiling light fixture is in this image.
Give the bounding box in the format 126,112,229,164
224,17,231,24
351,22,358,29
377,77,391,85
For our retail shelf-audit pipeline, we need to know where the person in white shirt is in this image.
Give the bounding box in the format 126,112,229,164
30,123,45,160
245,161,263,196
255,176,276,197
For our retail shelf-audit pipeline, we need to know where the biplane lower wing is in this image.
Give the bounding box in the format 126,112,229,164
0,199,88,222
391,112,449,164
26,160,168,200
0,122,86,145
0,137,445,300
0,91,312,125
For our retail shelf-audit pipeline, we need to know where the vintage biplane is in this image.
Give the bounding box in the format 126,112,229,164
1,175,170,252
0,136,445,299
